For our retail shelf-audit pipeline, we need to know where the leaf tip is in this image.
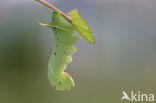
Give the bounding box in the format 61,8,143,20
39,22,50,27
90,40,95,45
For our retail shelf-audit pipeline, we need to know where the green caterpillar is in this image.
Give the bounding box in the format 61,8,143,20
40,10,94,91
36,0,94,91
47,11,79,91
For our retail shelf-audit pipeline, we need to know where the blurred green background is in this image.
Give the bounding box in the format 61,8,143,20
0,0,156,103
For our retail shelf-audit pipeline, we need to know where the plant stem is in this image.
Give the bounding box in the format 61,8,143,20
35,0,72,23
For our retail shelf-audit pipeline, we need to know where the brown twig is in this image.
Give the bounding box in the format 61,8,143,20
35,0,72,23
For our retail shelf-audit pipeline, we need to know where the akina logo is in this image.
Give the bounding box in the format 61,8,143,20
121,91,154,102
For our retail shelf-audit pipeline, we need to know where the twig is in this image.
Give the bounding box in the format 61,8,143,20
35,0,72,23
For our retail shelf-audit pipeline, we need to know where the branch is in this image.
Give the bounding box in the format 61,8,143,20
35,0,72,23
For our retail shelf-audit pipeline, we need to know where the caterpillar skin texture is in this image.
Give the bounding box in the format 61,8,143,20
48,11,79,91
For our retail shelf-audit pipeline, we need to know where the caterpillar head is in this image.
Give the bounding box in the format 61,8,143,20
49,71,74,91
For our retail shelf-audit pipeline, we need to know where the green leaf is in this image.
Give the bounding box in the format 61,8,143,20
69,9,95,45
43,11,79,91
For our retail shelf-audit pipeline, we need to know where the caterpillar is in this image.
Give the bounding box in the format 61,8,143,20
40,9,94,91
46,11,79,91
36,0,94,91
